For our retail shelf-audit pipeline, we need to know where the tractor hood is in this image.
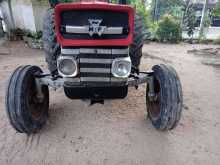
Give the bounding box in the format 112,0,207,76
55,2,134,47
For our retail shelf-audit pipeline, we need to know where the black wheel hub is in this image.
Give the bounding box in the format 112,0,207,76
147,77,161,120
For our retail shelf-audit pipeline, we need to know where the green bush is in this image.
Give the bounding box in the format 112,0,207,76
149,22,159,40
156,14,181,43
24,30,42,40
211,0,220,17
130,0,151,28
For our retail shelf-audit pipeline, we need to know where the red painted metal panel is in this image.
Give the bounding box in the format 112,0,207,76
55,2,134,47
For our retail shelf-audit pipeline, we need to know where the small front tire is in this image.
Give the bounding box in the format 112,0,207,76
5,65,49,134
146,64,183,130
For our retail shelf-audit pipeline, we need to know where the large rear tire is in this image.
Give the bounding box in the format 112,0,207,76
146,64,183,130
43,8,60,76
5,66,49,134
129,14,145,73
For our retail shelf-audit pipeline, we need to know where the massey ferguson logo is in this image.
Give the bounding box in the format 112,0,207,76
88,19,106,37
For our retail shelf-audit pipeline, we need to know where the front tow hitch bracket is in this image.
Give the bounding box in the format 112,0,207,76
36,70,156,96
128,70,154,87
128,70,156,101
36,74,64,90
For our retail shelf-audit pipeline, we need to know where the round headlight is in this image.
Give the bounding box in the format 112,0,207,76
112,57,131,78
57,56,78,77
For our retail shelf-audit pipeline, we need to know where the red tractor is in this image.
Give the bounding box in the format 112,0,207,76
5,0,183,134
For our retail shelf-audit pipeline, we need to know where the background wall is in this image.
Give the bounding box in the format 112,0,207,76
0,1,13,32
182,27,220,40
0,0,49,32
32,0,49,31
11,0,36,31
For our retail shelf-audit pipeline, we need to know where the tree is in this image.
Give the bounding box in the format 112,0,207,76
211,0,220,17
186,7,196,42
181,0,196,42
151,0,183,21
199,0,209,39
129,0,151,28
181,0,192,27
152,0,159,22
156,14,181,43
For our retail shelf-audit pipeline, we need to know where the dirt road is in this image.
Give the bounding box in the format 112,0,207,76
0,42,220,165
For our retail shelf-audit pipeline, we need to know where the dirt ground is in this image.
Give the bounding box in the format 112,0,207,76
0,41,220,165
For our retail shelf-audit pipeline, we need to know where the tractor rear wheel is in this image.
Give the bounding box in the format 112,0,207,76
129,14,145,73
5,65,49,134
146,64,183,130
43,8,60,76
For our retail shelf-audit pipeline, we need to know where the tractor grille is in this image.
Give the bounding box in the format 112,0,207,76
60,10,129,40
61,47,129,85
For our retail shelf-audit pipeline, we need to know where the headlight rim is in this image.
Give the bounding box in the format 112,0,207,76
111,57,131,78
57,56,78,78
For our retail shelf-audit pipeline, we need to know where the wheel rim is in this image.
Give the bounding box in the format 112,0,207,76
26,75,47,121
147,77,161,120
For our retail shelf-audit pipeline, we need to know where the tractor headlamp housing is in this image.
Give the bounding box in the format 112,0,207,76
57,56,78,77
112,57,131,78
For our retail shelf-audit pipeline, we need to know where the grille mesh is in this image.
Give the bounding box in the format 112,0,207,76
61,10,129,40
61,48,129,85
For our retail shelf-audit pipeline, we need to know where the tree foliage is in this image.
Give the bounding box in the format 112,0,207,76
186,7,196,39
129,0,150,28
156,14,181,43
199,0,209,40
181,1,196,40
211,0,220,17
151,0,184,21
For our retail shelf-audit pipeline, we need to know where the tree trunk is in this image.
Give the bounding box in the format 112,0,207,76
199,0,209,39
8,0,15,29
153,0,159,22
181,0,191,28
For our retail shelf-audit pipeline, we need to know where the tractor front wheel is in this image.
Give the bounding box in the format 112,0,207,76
146,64,183,130
5,66,49,134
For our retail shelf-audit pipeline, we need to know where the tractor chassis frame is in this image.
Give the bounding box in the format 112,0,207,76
35,70,156,100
